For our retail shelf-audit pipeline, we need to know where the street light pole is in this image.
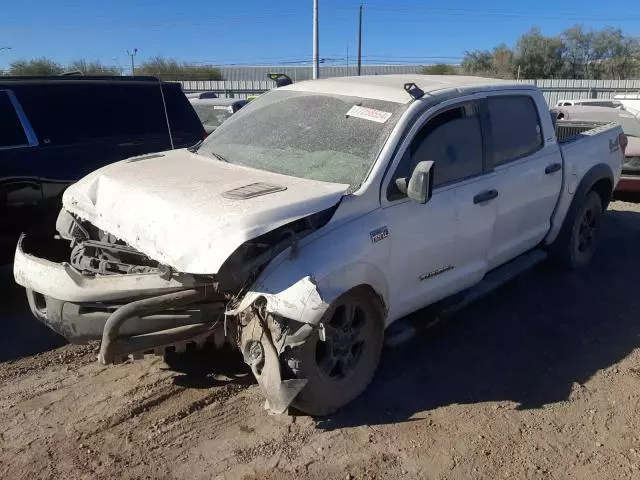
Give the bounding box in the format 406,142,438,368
312,0,319,80
357,3,363,76
0,46,11,52
127,48,138,76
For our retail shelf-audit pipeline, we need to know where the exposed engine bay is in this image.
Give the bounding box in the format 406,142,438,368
19,207,337,413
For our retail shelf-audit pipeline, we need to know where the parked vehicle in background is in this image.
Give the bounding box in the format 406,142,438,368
185,91,218,99
189,97,248,134
551,105,640,192
555,98,624,108
613,94,640,119
0,76,204,263
15,75,623,415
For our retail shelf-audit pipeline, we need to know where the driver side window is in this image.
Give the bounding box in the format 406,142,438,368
388,102,484,200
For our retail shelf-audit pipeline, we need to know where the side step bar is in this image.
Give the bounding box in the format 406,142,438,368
385,249,548,348
439,249,548,318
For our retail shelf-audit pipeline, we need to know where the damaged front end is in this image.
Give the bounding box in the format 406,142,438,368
15,207,334,413
16,222,227,365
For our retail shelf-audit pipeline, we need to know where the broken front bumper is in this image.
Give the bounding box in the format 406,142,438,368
13,236,225,363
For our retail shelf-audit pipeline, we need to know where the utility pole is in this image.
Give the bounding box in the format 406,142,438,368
357,3,363,76
346,42,349,72
127,48,138,76
312,0,319,79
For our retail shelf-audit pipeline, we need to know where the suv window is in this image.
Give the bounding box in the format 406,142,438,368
0,91,28,148
389,102,484,199
487,96,543,166
15,83,169,144
162,84,203,135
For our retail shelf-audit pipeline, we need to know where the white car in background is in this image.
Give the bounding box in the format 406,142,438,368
555,98,624,109
614,94,640,119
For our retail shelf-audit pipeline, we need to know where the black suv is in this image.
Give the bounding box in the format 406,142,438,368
0,76,204,262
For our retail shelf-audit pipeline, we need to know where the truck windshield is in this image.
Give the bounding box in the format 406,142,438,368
197,90,407,187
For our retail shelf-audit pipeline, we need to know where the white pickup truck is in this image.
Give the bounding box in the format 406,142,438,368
14,75,625,415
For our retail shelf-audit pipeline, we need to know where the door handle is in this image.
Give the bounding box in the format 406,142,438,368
473,189,499,204
545,162,562,174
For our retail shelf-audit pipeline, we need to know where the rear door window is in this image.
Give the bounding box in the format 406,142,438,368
487,96,543,166
0,91,28,148
16,83,169,145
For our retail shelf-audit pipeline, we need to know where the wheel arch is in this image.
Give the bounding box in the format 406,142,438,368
547,162,613,249
546,162,613,246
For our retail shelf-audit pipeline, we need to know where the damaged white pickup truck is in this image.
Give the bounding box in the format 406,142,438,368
14,75,625,415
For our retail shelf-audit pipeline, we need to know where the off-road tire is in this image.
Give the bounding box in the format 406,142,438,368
551,190,603,270
285,287,384,416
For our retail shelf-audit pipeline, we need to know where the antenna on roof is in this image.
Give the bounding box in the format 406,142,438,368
404,82,424,100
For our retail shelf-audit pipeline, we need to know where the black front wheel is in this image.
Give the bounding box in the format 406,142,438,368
285,288,384,416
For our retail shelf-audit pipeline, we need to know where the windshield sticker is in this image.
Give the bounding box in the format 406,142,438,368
346,105,392,124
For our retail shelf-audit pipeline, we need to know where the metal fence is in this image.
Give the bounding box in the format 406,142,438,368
516,79,640,105
179,78,640,103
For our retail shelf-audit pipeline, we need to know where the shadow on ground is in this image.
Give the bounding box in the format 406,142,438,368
0,265,66,362
164,343,256,389
318,208,640,429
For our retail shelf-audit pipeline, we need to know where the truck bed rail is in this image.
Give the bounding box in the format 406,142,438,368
555,121,613,144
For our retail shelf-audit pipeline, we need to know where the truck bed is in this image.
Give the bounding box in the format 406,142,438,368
545,120,623,247
555,120,613,144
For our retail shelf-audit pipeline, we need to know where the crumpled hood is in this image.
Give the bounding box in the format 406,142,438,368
62,149,348,274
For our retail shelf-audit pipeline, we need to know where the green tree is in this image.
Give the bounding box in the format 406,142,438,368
136,56,223,80
491,44,515,78
561,25,595,79
513,27,565,79
422,64,457,75
591,28,640,79
67,59,120,76
461,50,494,75
7,58,64,76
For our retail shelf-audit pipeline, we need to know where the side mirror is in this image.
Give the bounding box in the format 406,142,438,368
395,160,434,204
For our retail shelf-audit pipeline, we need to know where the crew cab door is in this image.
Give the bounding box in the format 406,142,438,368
382,98,499,321
483,93,563,269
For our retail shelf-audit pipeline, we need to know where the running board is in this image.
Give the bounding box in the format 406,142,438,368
438,249,547,319
385,249,547,348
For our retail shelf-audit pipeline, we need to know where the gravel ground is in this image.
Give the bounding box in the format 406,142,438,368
0,199,639,480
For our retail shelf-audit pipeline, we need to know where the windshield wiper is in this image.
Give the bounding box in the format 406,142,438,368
187,140,203,153
209,151,229,163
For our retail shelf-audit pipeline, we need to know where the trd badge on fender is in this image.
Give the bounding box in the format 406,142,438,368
370,226,389,243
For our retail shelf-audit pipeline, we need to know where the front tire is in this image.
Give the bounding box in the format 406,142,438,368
285,288,384,416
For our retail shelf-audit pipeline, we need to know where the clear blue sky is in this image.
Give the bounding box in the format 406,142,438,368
1,0,637,71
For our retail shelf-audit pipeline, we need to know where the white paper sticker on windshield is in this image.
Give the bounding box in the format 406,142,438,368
346,105,392,124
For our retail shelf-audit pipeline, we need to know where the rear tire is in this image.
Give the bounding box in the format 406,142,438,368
285,288,384,416
551,190,603,270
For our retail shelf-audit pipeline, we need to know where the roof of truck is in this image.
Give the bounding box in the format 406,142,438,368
282,74,526,104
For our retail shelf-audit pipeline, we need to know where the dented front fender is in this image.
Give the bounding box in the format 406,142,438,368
231,276,330,326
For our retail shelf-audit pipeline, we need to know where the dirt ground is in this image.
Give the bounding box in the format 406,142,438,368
1,199,640,480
